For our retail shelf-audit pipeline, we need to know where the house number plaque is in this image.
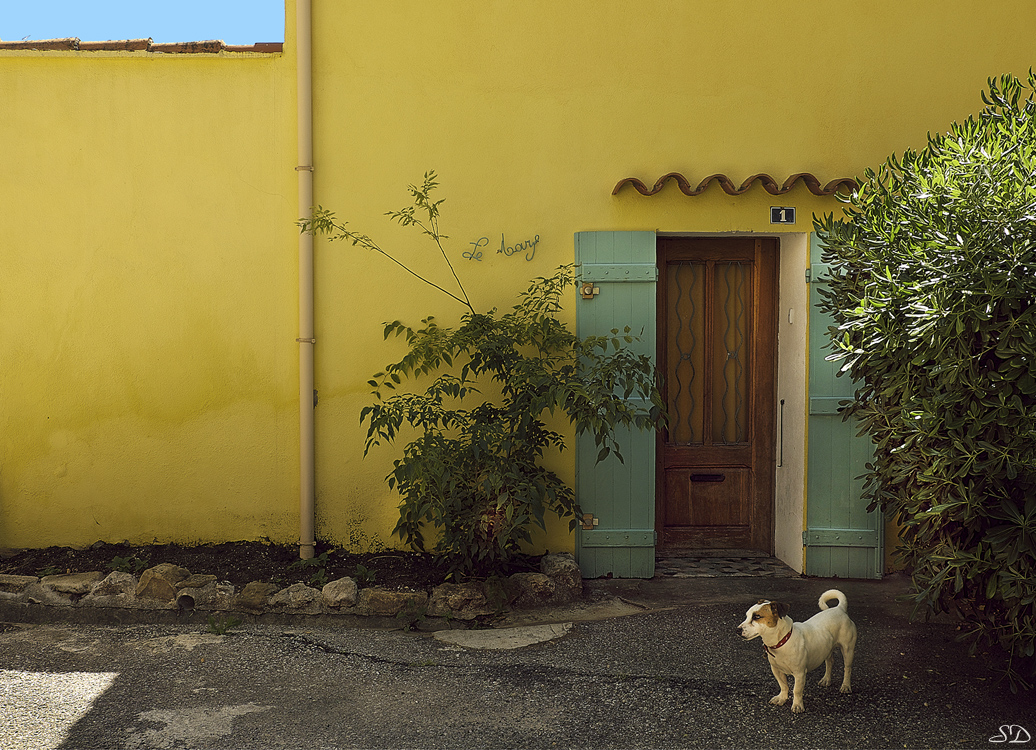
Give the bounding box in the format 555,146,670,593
770,206,796,224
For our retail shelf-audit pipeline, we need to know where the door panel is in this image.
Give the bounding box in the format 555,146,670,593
657,238,777,553
665,469,749,524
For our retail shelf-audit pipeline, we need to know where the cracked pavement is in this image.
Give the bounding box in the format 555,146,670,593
0,574,1031,749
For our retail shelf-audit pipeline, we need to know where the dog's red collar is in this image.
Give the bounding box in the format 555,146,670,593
763,627,793,656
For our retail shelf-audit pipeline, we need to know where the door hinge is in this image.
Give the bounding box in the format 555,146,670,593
580,528,655,548
579,263,658,282
803,528,879,547
806,264,833,283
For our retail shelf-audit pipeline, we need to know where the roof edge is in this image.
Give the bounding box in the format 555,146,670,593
0,38,283,54
613,172,859,197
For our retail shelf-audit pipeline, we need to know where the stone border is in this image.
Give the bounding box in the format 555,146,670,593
0,553,583,630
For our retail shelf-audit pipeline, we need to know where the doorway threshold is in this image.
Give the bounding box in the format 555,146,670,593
655,554,799,578
660,548,770,558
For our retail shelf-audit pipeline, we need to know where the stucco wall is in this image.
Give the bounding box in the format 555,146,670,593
3,0,1035,555
0,46,297,547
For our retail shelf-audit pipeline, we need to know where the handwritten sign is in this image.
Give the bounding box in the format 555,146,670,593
466,233,540,262
464,237,488,261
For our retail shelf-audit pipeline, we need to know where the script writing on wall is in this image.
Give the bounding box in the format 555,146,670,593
465,233,540,262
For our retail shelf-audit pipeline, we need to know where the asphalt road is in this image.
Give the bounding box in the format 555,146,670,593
0,574,1031,749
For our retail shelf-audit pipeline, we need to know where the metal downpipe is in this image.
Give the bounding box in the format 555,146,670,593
296,0,316,560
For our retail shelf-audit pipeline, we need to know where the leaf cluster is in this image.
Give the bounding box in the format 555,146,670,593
361,266,664,577
816,72,1036,688
108,554,149,575
206,614,242,635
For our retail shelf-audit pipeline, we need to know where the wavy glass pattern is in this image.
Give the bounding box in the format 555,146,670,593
713,262,748,444
665,260,751,446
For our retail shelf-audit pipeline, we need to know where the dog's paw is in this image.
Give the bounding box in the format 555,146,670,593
791,702,805,714
840,684,852,694
818,676,831,687
769,695,788,706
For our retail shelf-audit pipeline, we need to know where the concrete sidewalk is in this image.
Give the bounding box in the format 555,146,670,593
0,572,1031,749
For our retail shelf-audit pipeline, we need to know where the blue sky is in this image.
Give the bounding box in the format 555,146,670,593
1,1,284,46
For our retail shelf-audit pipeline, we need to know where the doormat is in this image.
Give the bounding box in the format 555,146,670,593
655,556,800,578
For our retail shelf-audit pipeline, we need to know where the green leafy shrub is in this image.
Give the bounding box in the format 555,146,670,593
366,270,661,577
302,172,663,578
816,72,1036,689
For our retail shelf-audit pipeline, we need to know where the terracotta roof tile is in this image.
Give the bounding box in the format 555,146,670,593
149,40,226,54
78,38,151,51
613,172,859,197
0,38,282,54
0,37,78,51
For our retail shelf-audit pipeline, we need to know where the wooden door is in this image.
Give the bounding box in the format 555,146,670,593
657,237,777,553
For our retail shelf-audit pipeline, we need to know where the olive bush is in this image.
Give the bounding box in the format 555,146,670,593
816,73,1036,688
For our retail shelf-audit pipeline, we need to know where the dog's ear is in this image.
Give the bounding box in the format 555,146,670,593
773,601,791,619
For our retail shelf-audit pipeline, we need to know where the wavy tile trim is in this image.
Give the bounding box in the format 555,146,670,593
613,172,859,197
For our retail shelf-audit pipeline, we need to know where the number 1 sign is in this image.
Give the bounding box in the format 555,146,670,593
770,206,796,224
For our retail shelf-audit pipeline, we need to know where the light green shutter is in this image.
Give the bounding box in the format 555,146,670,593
574,231,658,578
806,233,883,579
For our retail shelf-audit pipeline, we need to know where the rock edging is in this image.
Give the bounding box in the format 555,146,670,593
0,553,583,626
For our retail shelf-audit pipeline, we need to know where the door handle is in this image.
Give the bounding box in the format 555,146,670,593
690,474,725,483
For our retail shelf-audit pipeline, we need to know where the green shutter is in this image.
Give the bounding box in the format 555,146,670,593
806,233,883,579
574,231,658,578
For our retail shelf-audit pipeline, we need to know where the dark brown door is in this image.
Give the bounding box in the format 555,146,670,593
656,237,778,553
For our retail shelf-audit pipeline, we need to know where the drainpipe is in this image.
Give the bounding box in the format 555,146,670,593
296,0,316,560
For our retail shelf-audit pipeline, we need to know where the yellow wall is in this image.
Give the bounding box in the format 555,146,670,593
309,1,1036,554
0,45,298,547
3,0,1035,553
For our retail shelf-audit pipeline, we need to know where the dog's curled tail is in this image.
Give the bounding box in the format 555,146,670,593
818,589,848,611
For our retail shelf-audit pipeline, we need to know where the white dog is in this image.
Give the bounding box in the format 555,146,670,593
737,589,857,713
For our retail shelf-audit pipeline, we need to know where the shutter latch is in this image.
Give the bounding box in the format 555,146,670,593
580,282,601,300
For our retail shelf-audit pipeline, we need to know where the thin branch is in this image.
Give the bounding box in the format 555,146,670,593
304,214,471,309
301,173,477,315
371,242,473,309
414,214,474,314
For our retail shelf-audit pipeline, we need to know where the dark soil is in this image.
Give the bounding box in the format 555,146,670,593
0,541,443,591
0,541,542,592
